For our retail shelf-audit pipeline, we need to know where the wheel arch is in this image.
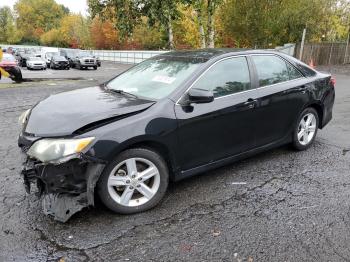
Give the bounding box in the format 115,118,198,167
305,102,324,128
106,138,178,181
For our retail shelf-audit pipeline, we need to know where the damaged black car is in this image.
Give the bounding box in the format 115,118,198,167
18,49,335,222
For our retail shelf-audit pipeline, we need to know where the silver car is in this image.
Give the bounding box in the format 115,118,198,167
26,57,47,70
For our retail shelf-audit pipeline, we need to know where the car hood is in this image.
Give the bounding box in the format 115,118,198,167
25,86,155,137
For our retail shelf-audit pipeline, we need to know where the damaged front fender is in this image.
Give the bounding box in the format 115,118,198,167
21,154,106,222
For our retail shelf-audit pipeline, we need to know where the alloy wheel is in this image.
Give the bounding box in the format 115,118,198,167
107,157,161,207
297,113,317,146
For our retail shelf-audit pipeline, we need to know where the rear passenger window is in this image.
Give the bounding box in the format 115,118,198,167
286,62,303,80
252,55,290,87
191,57,251,98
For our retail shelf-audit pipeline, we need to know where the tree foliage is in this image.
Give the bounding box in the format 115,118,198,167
1,0,350,50
14,0,67,43
90,16,120,49
0,6,21,44
217,0,350,48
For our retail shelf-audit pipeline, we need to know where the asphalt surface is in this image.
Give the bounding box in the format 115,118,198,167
0,63,349,262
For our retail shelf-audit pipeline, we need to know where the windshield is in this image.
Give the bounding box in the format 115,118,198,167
106,56,205,100
53,56,66,60
46,52,59,58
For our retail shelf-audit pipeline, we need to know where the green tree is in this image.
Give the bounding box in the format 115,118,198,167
0,6,21,44
88,0,181,49
88,0,141,38
217,0,350,48
183,0,223,48
15,0,67,43
141,0,182,49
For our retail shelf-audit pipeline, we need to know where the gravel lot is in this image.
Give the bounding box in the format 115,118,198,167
0,62,349,262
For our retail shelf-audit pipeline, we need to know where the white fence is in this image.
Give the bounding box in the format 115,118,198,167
90,50,167,64
1,44,296,64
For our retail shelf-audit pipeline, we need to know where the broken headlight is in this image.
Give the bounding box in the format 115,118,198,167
27,137,95,162
18,109,31,125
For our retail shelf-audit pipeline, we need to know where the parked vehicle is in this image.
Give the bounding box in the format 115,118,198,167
96,56,101,67
50,56,70,70
18,49,41,67
44,52,59,67
41,47,59,66
18,49,335,222
72,51,98,70
60,48,80,67
26,57,47,70
0,53,22,82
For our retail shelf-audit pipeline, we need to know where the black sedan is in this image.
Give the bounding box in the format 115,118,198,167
18,49,335,222
49,56,70,70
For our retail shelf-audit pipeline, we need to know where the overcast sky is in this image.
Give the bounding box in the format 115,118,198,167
0,0,89,16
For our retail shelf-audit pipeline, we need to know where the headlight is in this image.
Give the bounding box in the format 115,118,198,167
27,137,95,162
18,109,31,125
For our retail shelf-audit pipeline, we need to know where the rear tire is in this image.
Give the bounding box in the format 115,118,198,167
97,148,169,214
292,107,319,151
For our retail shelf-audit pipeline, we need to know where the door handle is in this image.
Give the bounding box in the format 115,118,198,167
300,85,307,94
244,99,256,109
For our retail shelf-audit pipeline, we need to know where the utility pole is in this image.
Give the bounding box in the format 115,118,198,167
344,31,349,64
299,28,306,61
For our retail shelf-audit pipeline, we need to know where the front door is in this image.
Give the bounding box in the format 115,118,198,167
175,56,259,171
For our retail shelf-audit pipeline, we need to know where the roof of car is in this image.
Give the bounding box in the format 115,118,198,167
158,48,284,60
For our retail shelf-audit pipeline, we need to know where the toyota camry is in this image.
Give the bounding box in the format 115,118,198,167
18,49,335,222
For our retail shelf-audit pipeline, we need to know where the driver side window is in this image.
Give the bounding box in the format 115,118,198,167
191,57,251,98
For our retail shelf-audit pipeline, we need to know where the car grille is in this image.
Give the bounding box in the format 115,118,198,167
59,62,68,65
84,59,94,63
34,63,43,66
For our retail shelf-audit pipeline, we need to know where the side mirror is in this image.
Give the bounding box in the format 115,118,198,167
188,88,214,104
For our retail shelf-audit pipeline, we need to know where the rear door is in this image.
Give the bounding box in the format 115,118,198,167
175,56,259,171
251,55,308,147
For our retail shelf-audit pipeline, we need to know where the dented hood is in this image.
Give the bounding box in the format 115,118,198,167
25,86,154,137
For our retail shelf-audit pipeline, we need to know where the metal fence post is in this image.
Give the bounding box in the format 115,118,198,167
299,28,307,61
328,43,334,65
344,32,349,64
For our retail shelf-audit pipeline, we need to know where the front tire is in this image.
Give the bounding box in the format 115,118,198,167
97,148,169,214
292,107,319,150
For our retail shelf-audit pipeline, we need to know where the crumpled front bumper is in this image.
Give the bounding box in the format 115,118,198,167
21,154,105,222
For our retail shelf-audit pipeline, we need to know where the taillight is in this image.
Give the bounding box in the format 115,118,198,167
330,77,336,87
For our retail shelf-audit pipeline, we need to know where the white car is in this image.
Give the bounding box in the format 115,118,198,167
26,57,47,70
